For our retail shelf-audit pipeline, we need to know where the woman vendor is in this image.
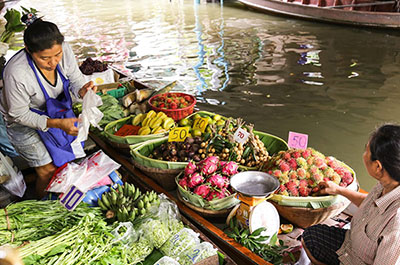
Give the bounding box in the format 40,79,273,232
301,124,400,265
0,14,96,198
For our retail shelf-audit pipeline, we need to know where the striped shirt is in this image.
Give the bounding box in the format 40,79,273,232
337,182,400,265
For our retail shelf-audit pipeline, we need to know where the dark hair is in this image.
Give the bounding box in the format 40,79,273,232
23,18,64,53
369,124,400,182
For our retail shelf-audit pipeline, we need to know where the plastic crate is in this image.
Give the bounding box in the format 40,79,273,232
106,85,127,99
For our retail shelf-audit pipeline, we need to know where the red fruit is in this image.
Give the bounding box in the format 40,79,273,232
279,184,287,191
299,179,308,187
184,95,191,102
279,161,290,172
292,151,301,158
312,186,320,193
170,102,178,109
284,152,291,160
302,149,312,158
288,159,297,170
299,186,311,197
167,98,172,103
159,103,165,108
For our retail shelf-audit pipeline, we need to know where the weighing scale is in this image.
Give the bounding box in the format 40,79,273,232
227,171,280,243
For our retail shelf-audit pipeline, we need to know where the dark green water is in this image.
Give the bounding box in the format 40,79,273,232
11,0,400,190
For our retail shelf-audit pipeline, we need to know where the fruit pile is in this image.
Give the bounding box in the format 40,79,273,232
97,183,160,222
177,156,238,201
79,57,108,75
113,110,175,136
151,93,194,109
263,147,354,197
179,113,225,138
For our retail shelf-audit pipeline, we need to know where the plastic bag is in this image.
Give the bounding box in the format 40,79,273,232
160,228,200,258
0,152,26,197
111,222,138,245
155,194,184,234
177,242,218,265
154,256,180,265
46,162,87,193
141,219,172,249
71,89,103,158
75,150,120,191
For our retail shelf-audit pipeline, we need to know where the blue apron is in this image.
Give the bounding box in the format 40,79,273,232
26,52,82,167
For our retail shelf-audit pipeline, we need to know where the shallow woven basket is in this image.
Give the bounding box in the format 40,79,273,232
105,138,131,156
131,159,182,191
270,200,350,228
177,192,233,218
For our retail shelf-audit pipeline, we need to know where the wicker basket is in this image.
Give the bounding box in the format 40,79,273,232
148,92,196,121
131,159,182,191
271,200,350,228
177,192,233,218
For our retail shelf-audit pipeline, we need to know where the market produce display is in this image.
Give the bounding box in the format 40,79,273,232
149,113,270,168
97,183,160,222
79,57,108,75
176,156,240,211
263,147,354,197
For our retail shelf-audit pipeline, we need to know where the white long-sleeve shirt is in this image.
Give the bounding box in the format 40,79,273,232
0,42,85,131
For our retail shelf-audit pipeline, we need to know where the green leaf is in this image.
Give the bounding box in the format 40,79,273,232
250,227,266,237
46,243,70,256
269,233,278,245
23,254,42,265
218,251,225,265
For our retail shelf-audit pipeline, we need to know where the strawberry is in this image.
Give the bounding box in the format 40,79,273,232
170,102,178,109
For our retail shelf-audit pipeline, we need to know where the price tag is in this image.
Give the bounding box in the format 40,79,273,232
233,127,250,144
168,127,190,142
288,131,308,149
60,185,85,211
192,117,209,132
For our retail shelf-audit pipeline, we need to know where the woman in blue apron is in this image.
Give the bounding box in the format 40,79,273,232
0,14,96,198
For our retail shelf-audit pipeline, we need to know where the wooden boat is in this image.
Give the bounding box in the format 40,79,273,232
237,0,400,28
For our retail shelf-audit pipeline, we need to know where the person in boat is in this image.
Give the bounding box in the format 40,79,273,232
301,124,400,265
0,13,96,198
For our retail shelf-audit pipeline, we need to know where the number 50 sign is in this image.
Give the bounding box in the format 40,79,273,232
288,131,308,149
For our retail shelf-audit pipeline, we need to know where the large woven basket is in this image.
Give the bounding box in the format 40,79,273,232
271,200,350,228
177,192,233,219
131,158,182,191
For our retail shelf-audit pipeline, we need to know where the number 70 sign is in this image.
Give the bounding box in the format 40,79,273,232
288,131,308,149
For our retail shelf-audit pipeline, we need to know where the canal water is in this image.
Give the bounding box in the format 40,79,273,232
9,0,400,191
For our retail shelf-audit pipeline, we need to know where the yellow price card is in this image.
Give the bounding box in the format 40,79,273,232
193,117,209,133
168,127,190,142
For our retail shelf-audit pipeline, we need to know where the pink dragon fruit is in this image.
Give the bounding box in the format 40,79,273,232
200,161,218,176
218,161,227,168
206,188,229,201
178,177,189,190
208,174,226,189
194,184,211,199
202,156,220,166
184,161,197,177
188,172,204,188
221,161,239,176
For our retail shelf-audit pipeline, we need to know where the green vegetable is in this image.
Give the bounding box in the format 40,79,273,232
160,228,200,257
142,219,172,249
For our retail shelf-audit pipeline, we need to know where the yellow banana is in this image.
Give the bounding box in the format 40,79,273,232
156,111,167,120
149,117,163,129
138,126,151,135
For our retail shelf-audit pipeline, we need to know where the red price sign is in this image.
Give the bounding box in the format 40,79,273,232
288,131,308,149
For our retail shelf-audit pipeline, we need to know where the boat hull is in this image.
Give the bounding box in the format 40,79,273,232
238,0,400,28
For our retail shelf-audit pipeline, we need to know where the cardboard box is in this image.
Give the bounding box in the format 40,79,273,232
83,68,117,86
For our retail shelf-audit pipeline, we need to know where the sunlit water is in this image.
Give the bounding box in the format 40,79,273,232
8,0,400,191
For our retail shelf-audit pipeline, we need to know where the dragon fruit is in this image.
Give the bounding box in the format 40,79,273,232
206,188,229,201
202,156,219,166
208,174,226,189
221,161,239,176
188,172,204,188
194,184,211,199
178,177,189,190
199,157,219,176
184,161,197,177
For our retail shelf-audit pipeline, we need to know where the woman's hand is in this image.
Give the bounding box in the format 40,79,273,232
318,181,342,195
47,118,80,136
78,81,98,99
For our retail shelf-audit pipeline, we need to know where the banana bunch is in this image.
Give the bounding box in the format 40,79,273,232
132,110,175,135
97,183,160,222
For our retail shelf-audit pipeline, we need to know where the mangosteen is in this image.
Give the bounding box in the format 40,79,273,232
185,137,195,144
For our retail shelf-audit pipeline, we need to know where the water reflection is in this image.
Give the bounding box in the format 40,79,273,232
8,0,400,190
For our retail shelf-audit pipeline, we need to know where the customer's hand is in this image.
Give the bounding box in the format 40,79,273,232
78,81,97,99
319,181,342,195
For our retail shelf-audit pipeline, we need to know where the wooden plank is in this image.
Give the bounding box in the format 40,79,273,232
90,132,272,265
